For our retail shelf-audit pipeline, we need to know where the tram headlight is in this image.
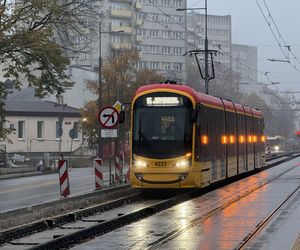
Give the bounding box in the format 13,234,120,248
274,145,280,151
175,160,189,167
135,160,147,168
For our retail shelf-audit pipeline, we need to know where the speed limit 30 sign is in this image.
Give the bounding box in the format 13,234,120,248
98,106,119,129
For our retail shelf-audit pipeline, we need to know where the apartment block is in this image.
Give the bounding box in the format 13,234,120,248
231,44,258,84
186,12,232,67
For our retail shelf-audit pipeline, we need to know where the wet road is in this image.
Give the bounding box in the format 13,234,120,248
0,166,127,212
71,157,300,250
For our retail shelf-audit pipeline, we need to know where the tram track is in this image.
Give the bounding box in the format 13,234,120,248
142,154,300,250
0,152,299,249
235,184,300,250
1,190,199,250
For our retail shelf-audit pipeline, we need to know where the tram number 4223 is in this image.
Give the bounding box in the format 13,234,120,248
155,161,167,167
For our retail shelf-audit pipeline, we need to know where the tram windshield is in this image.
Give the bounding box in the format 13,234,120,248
133,93,193,158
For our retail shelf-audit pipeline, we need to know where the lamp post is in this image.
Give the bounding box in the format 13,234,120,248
177,0,209,94
97,22,123,158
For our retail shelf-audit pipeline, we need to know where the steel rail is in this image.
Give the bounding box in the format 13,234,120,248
28,190,199,250
144,155,300,249
1,152,299,249
0,192,141,245
236,184,300,249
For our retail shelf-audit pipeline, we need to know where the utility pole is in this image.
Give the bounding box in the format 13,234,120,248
98,22,103,159
177,2,215,95
97,22,123,159
204,0,209,94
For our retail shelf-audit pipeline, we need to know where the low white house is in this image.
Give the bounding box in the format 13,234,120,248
2,90,82,154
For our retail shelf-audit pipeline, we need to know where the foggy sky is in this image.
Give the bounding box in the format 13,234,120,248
187,0,300,96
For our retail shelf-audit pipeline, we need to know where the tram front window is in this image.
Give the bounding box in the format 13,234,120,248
133,93,193,158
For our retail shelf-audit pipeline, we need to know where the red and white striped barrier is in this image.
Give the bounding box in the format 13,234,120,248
58,160,70,197
115,154,121,183
126,166,130,182
115,151,125,184
94,158,104,189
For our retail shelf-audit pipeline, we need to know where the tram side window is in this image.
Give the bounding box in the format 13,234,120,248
226,111,237,157
256,118,264,152
196,106,226,161
246,115,254,154
205,107,218,161
216,109,226,160
210,109,223,160
237,114,246,155
199,107,210,161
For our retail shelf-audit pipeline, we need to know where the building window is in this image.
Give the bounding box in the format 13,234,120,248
37,121,44,139
18,121,25,139
73,122,79,139
174,63,182,70
56,121,61,139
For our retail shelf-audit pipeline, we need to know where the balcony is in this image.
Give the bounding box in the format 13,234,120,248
110,9,132,18
135,18,143,26
136,35,143,43
136,2,142,9
111,25,132,33
110,42,132,50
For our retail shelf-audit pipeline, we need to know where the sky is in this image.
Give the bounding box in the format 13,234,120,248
187,0,300,98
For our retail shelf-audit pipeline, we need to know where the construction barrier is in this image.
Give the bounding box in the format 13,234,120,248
58,159,70,197
126,167,130,182
115,150,125,184
115,154,121,184
94,158,104,189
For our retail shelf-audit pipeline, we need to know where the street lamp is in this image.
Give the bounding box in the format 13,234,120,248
177,0,209,94
98,22,123,158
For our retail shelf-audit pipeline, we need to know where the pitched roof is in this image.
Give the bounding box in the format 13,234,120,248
5,88,80,117
5,100,80,117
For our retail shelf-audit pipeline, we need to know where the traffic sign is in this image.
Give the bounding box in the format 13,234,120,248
101,129,118,138
98,106,119,129
113,101,122,112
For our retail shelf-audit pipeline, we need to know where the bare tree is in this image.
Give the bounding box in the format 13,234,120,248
83,49,164,151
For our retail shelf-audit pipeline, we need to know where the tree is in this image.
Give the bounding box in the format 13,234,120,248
241,92,296,138
0,0,100,138
83,49,164,152
186,59,243,102
79,101,98,151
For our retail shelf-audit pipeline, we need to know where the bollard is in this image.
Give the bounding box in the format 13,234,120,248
94,158,104,189
58,159,70,197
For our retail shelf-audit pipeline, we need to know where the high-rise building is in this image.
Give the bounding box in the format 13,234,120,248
62,0,187,108
186,12,231,67
231,44,258,84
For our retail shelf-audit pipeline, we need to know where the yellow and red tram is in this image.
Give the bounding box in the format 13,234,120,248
130,83,265,189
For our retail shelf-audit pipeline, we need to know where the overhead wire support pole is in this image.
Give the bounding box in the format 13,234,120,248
98,22,103,159
204,0,209,94
97,22,124,159
177,4,214,94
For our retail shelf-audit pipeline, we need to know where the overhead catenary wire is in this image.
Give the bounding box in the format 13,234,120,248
126,0,276,85
143,3,270,84
255,0,300,73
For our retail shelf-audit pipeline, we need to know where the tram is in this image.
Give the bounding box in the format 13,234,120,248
129,82,265,189
265,136,286,155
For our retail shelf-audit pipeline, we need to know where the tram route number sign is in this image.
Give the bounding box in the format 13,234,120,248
98,106,119,129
